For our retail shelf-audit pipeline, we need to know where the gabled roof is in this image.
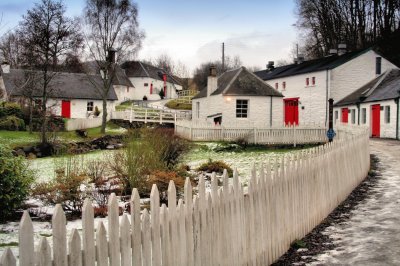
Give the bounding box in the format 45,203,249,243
121,61,182,86
255,48,374,80
83,61,133,87
1,69,118,101
193,67,283,99
335,68,400,106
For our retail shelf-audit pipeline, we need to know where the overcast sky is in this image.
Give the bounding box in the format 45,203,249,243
0,0,298,74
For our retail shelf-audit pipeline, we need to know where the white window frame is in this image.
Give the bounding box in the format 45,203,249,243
351,109,356,124
87,101,94,112
236,99,248,118
196,102,200,119
361,108,366,124
385,106,390,123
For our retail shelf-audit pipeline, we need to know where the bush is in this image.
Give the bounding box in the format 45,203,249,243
0,115,26,131
197,159,233,176
0,144,34,221
146,170,187,202
0,102,23,119
31,156,89,215
159,89,165,99
165,100,192,110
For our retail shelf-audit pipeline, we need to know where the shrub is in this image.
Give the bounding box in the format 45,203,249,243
197,159,233,176
31,156,89,215
159,89,165,99
0,102,23,118
0,115,26,131
0,144,34,221
146,170,187,202
165,100,192,110
94,106,101,117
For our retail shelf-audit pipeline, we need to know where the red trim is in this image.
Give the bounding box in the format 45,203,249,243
284,98,299,126
341,108,348,123
61,100,71,118
371,104,380,137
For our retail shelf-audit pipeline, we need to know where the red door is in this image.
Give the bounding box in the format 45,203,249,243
341,108,349,123
61,100,71,118
371,104,380,138
284,98,299,126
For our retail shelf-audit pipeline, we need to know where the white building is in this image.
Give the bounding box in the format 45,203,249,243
192,66,283,126
0,63,133,119
255,47,398,126
334,68,400,139
121,61,182,101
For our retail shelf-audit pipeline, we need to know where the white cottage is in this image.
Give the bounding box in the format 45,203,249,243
255,47,398,126
192,66,283,126
121,61,182,100
334,68,400,139
0,63,133,119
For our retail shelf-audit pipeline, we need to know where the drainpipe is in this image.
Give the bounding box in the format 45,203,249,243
396,96,399,140
270,96,273,127
325,69,329,127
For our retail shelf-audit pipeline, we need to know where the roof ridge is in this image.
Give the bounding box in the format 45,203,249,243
138,61,150,77
245,67,283,96
364,69,392,97
221,67,243,94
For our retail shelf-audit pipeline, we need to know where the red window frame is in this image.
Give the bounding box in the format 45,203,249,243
282,81,286,90
312,77,315,85
306,78,309,86
275,82,278,90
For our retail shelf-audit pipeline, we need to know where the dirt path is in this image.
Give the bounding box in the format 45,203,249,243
310,139,400,265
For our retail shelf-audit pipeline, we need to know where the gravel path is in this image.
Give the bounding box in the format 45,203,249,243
312,139,400,265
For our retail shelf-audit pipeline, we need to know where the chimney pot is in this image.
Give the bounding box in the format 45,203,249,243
329,49,338,55
267,61,275,70
107,49,116,64
209,65,217,77
337,44,347,56
1,61,10,74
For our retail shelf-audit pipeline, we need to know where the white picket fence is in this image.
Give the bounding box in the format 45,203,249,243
0,126,370,266
175,121,328,144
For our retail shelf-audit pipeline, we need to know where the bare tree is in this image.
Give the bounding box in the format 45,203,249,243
0,31,23,68
18,0,83,144
84,0,144,133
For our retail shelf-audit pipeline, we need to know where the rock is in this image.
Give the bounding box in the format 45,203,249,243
106,145,115,150
23,146,33,153
14,149,26,157
297,248,309,253
27,153,37,159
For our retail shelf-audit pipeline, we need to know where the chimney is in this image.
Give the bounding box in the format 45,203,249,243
267,61,275,71
329,49,338,55
207,65,217,97
338,44,347,56
107,48,116,64
297,54,305,64
1,61,10,74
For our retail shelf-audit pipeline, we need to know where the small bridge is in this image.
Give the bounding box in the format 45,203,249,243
111,107,191,124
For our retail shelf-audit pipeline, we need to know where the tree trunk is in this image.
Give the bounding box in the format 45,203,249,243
29,99,33,134
101,97,107,134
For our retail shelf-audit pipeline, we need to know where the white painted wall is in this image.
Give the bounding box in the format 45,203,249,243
47,98,115,119
265,70,327,126
113,85,135,104
334,99,399,139
128,77,182,100
330,50,398,102
192,95,283,127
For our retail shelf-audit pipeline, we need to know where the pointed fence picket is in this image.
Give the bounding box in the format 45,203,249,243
3,126,370,266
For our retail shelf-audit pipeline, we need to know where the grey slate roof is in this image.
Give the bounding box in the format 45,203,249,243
121,61,182,86
192,67,283,99
2,69,118,101
254,48,374,80
335,68,400,106
83,61,133,87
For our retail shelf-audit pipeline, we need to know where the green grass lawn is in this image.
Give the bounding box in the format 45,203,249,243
0,121,126,148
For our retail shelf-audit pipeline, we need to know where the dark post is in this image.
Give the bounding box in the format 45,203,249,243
327,98,335,142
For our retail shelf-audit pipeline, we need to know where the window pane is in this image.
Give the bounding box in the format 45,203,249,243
236,100,248,118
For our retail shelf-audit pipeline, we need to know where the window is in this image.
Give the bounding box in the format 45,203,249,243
385,106,390,123
376,57,382,75
196,102,200,119
144,83,148,87
236,99,248,118
282,81,286,90
351,109,356,124
334,110,338,121
312,77,315,85
275,83,278,90
361,108,366,124
87,101,94,112
306,78,309,86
